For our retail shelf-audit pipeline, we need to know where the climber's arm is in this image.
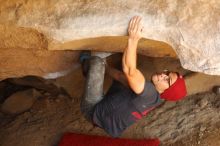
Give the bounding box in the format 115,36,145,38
122,16,145,94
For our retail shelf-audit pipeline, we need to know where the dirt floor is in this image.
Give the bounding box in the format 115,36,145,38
0,54,220,146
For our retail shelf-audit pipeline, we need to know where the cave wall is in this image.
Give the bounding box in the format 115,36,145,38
0,0,220,80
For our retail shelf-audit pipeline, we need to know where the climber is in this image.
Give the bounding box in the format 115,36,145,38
80,16,187,137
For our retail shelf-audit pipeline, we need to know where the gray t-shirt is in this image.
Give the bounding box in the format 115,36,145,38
93,80,162,137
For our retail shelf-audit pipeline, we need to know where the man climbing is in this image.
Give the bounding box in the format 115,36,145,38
80,16,187,137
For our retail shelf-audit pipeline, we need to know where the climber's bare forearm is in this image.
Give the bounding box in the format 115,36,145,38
122,39,138,76
121,16,145,94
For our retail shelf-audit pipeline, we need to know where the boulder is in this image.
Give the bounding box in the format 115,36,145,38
0,0,219,81
8,76,64,96
1,89,41,114
185,73,220,95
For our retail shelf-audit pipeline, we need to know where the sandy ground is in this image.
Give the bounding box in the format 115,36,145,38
1,92,220,146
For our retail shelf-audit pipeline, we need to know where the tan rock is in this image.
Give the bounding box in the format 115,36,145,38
1,89,41,114
0,0,219,82
0,0,219,75
0,46,80,80
8,76,63,96
185,73,220,95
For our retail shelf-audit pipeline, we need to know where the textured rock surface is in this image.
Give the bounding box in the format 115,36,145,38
185,73,220,95
1,89,41,114
8,76,67,96
0,0,220,75
0,47,80,80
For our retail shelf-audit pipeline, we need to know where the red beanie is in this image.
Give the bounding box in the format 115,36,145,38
160,75,187,101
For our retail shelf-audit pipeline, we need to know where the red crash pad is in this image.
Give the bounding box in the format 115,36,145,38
59,133,160,146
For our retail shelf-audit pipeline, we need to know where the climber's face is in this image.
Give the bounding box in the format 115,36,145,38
151,70,178,93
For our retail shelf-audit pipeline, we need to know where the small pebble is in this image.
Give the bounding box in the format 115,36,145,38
44,92,50,96
200,126,206,132
40,127,45,130
27,118,31,123
58,94,65,98
199,132,203,138
194,108,200,113
198,99,208,108
55,99,60,103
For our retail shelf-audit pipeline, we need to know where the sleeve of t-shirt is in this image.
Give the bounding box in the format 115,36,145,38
131,80,162,112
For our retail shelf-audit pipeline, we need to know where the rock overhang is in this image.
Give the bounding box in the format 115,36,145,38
0,0,220,79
